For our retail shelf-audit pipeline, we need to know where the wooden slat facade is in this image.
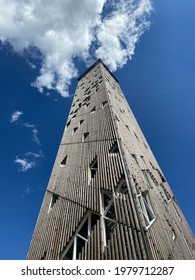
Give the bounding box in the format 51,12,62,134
27,59,195,260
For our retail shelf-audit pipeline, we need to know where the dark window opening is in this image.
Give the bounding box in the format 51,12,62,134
60,155,67,166
117,180,128,194
51,193,59,208
73,127,78,133
105,219,117,241
109,141,119,154
64,243,74,260
80,119,84,125
125,124,129,130
76,236,85,259
102,192,117,245
103,192,112,209
83,132,89,141
90,156,98,178
102,101,108,108
83,96,90,103
41,251,47,260
105,202,116,221
62,212,99,260
90,106,96,113
78,218,88,240
66,120,71,127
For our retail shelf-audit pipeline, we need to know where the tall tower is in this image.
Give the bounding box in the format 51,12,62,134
27,59,194,260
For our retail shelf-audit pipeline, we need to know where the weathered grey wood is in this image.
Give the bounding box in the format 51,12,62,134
27,59,195,260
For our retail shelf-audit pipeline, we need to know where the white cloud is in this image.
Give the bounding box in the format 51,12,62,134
96,0,153,71
25,150,44,158
14,150,44,172
14,157,36,172
10,111,41,145
0,0,152,96
22,122,40,145
10,110,23,123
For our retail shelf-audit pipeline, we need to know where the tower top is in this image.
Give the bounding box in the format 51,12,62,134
78,58,119,83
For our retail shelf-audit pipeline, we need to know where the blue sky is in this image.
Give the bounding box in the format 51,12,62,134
0,0,195,259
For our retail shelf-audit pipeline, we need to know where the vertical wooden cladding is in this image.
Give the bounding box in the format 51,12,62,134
102,62,194,260
27,59,194,260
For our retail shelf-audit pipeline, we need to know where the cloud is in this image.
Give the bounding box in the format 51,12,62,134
10,111,41,145
96,0,153,71
10,110,23,123
14,150,44,172
22,122,40,145
25,151,44,158
0,0,152,96
14,157,36,172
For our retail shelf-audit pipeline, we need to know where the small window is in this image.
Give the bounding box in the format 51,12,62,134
137,191,155,228
66,120,71,127
41,251,47,260
50,193,59,209
90,107,96,113
79,119,84,126
116,178,128,195
83,132,89,142
125,124,129,130
90,157,98,179
109,141,119,154
60,156,67,166
73,127,78,134
102,101,108,108
83,96,90,103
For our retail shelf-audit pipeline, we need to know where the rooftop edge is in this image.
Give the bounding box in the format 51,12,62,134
77,58,119,83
